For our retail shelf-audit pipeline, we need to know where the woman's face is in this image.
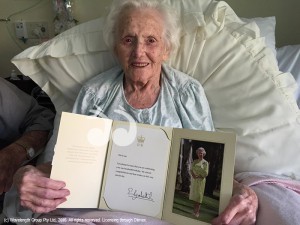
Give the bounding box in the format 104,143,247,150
196,149,205,159
114,8,169,83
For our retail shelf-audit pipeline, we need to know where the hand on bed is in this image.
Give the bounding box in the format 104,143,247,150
13,163,70,213
211,180,258,225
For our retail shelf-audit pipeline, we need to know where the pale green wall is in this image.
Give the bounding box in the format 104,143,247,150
222,0,300,48
73,0,112,23
0,0,54,77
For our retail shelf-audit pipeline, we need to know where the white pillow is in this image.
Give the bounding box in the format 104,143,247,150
12,17,118,113
241,17,276,57
168,2,299,179
11,1,300,179
277,45,300,108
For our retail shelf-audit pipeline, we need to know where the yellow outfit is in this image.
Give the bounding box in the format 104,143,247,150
189,159,209,203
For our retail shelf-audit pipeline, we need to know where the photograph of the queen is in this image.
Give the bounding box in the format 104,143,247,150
173,139,225,223
189,147,209,217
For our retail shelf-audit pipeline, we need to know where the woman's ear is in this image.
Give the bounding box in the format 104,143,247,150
162,47,171,61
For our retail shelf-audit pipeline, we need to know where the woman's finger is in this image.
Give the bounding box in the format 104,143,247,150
20,198,66,214
20,186,69,203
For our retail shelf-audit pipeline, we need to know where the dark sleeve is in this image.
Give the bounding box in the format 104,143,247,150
0,78,55,142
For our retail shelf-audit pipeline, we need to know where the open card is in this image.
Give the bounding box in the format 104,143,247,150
51,112,236,225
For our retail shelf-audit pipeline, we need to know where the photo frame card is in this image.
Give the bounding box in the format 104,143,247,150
162,129,236,225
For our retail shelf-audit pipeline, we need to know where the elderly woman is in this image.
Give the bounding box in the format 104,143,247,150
11,0,257,224
189,147,209,218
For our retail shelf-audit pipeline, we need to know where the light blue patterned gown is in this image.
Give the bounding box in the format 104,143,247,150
72,64,215,132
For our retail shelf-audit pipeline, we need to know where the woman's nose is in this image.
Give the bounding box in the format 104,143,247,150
133,41,145,57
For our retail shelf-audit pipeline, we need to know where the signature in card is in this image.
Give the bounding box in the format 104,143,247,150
127,188,154,202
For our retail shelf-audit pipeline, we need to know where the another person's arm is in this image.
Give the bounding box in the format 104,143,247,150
0,78,55,194
0,130,49,194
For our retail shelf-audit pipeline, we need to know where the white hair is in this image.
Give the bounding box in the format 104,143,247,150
196,147,206,156
102,0,181,54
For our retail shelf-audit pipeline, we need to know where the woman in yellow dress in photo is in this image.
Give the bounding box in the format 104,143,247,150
189,147,209,217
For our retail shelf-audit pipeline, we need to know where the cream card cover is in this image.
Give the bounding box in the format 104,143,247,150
51,112,112,208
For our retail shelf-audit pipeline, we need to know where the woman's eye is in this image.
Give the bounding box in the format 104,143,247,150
125,38,132,43
148,38,156,44
122,37,133,44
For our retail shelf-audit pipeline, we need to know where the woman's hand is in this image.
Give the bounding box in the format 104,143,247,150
191,171,203,180
13,163,70,213
211,180,258,225
191,171,200,179
191,173,197,179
